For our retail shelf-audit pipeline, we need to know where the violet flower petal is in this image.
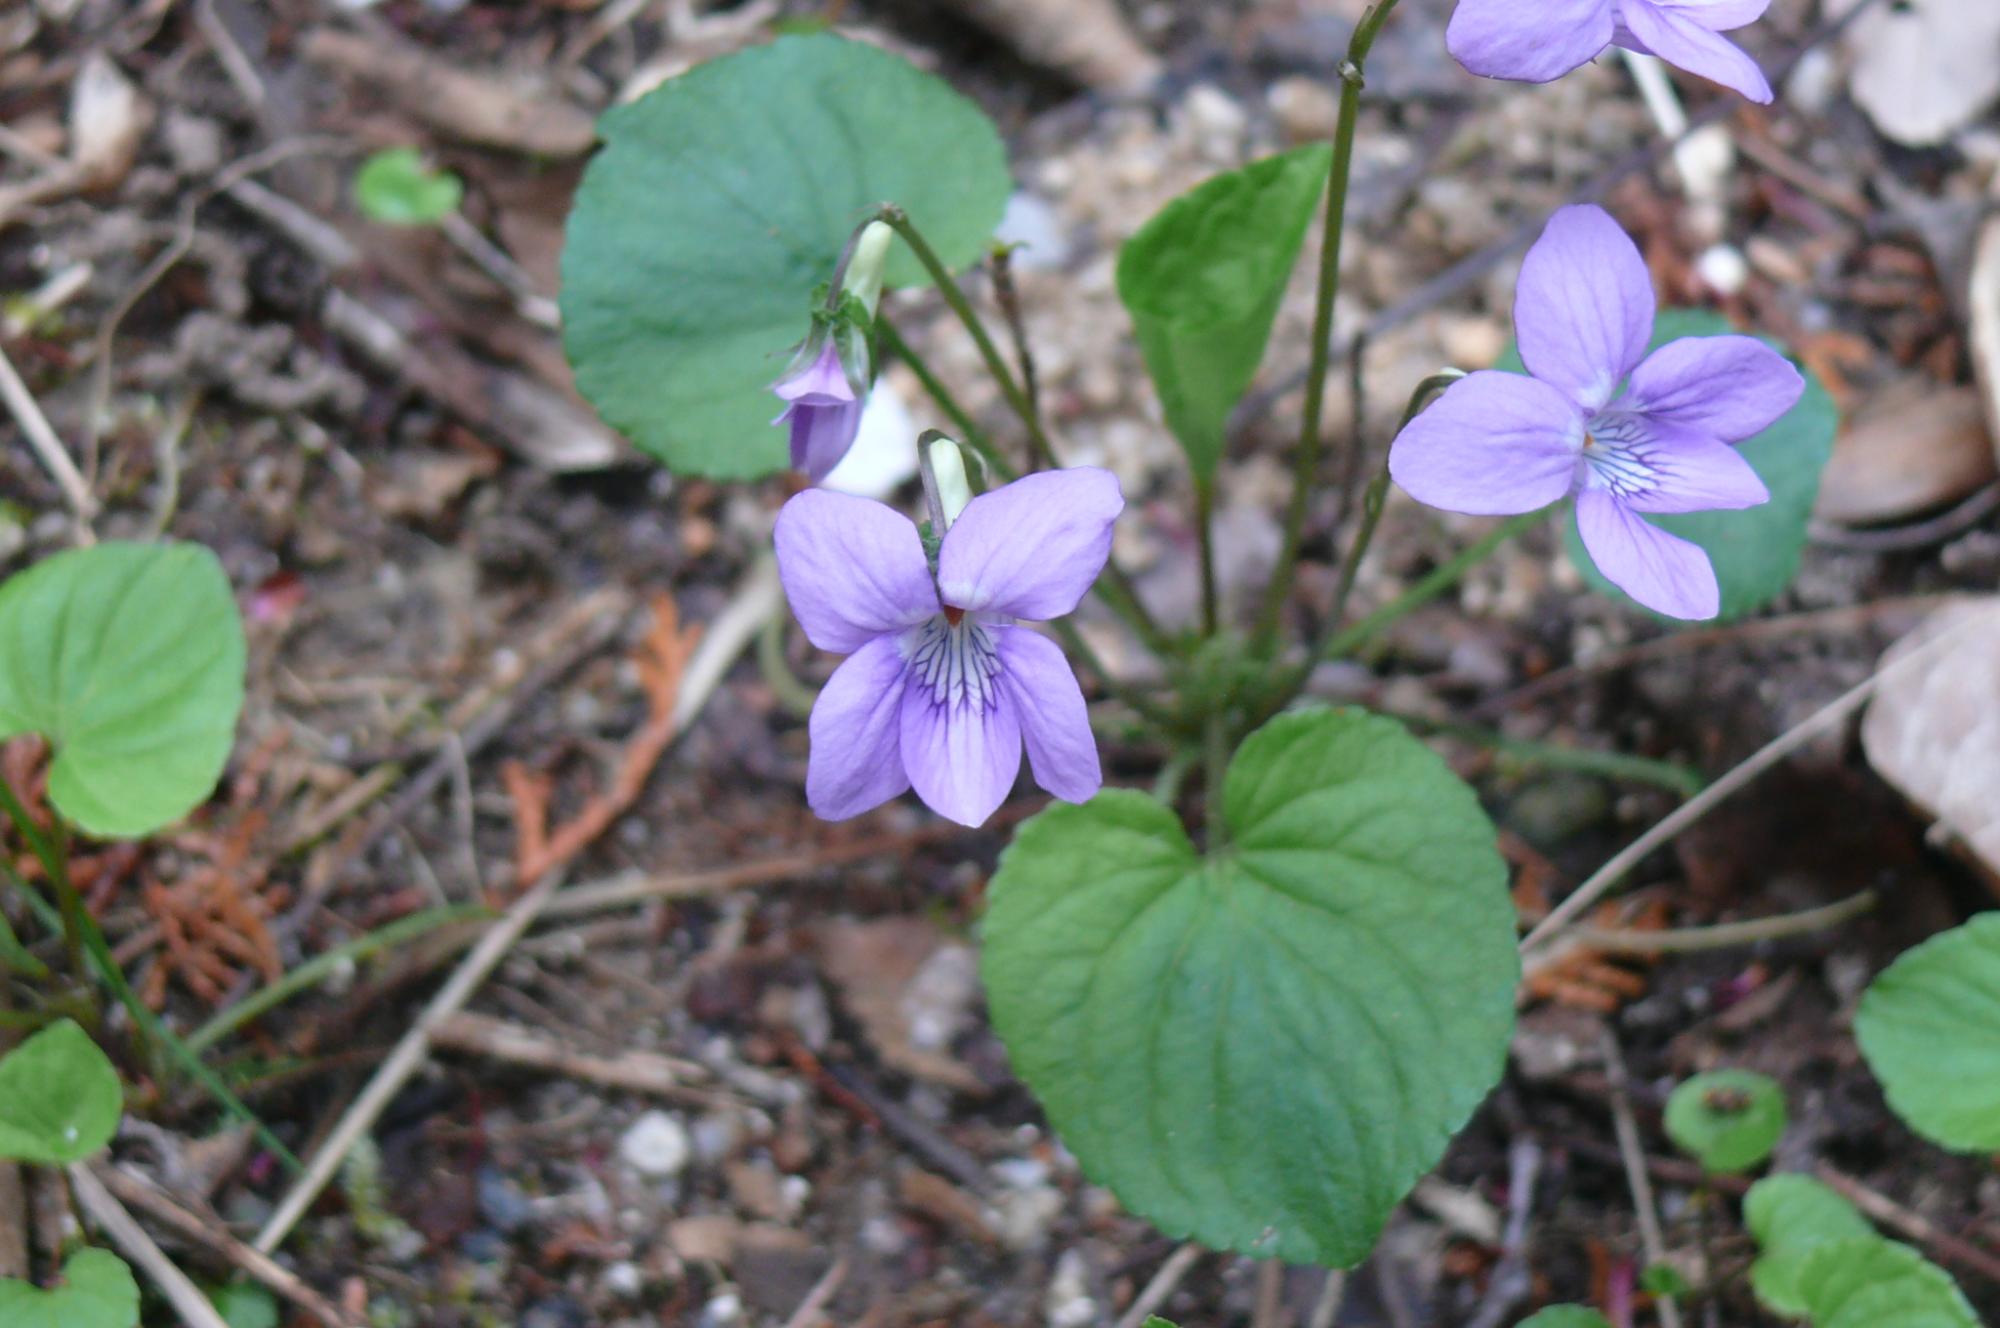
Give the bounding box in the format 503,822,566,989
1622,335,1804,441
1516,205,1657,411
781,397,865,482
1614,0,1773,101
936,468,1124,620
1614,432,1770,514
1575,487,1720,619
899,680,1023,827
1388,371,1585,515
1641,0,1771,31
1447,0,1616,84
805,635,911,821
773,341,855,404
774,490,937,653
995,627,1100,805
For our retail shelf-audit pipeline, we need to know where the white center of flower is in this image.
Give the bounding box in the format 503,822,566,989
906,615,1001,713
1579,418,1661,500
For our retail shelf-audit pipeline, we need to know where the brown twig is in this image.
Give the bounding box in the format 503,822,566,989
88,1164,361,1328
1115,1243,1204,1328
429,1011,725,1108
504,595,703,887
1814,1166,2000,1287
1603,1031,1683,1328
68,1165,230,1328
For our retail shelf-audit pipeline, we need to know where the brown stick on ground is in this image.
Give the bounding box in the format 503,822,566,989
1815,1165,2000,1287
87,1164,363,1328
503,594,704,888
430,1011,726,1108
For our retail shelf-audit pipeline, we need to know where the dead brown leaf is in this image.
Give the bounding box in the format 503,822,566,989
1861,598,2000,889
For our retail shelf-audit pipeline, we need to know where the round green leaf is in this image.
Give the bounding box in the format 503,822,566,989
560,33,1010,478
982,707,1520,1266
1799,1238,1978,1328
1663,1069,1786,1173
1855,913,2000,1152
0,1251,139,1328
1117,145,1331,483
0,541,245,838
1519,1310,1613,1328
0,1019,122,1165
1744,1174,1876,1317
352,147,463,226
1556,309,1836,622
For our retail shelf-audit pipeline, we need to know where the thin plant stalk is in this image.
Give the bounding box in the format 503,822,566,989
1204,712,1230,848
1194,477,1220,638
1254,0,1403,647
876,318,1008,479
0,779,301,1170
876,207,1172,656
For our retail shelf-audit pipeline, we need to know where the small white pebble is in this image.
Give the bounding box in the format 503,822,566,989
619,1111,691,1178
1695,244,1749,296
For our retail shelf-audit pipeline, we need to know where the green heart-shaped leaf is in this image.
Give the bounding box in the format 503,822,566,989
352,147,463,226
0,1019,121,1164
1798,1238,1978,1328
1117,145,1331,484
1855,913,2000,1152
1744,1174,1876,1317
0,541,245,838
1663,1068,1786,1173
561,33,1010,478
0,1250,139,1328
983,707,1519,1266
1496,309,1837,623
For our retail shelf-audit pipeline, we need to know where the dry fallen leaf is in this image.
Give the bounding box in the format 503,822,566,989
1845,0,2000,147
1970,200,2000,465
1861,598,2000,887
1814,379,1997,525
814,916,986,1094
938,0,1160,92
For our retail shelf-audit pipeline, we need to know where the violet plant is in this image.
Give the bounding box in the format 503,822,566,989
559,3,1845,1274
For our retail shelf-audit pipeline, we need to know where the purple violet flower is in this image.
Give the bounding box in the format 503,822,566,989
775,468,1122,826
1388,204,1803,620
772,337,865,484
1447,0,1776,103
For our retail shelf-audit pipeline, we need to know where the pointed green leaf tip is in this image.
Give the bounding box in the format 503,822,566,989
0,541,245,838
0,1019,122,1164
1117,144,1331,484
1663,1068,1786,1173
982,707,1519,1266
560,33,1011,479
1141,1319,1180,1328
1519,1309,1613,1328
0,1250,138,1328
1856,913,2000,1151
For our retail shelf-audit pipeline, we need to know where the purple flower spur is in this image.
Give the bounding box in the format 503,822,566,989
774,467,1122,826
1388,204,1803,620
1447,0,1776,103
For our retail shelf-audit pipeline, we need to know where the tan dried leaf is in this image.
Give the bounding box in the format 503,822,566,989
1862,598,2000,882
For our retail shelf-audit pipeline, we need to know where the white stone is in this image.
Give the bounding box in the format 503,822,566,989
619,1111,691,1178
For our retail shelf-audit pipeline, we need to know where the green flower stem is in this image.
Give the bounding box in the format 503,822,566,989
877,207,1172,658
0,778,302,1172
1323,511,1541,660
1194,477,1220,638
1203,711,1230,848
0,776,84,976
758,610,821,722
1254,0,1403,648
1385,711,1705,797
0,907,49,982
186,904,491,1055
877,205,1054,470
876,318,1008,478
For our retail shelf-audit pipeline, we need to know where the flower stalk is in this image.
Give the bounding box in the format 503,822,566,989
1254,0,1403,650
